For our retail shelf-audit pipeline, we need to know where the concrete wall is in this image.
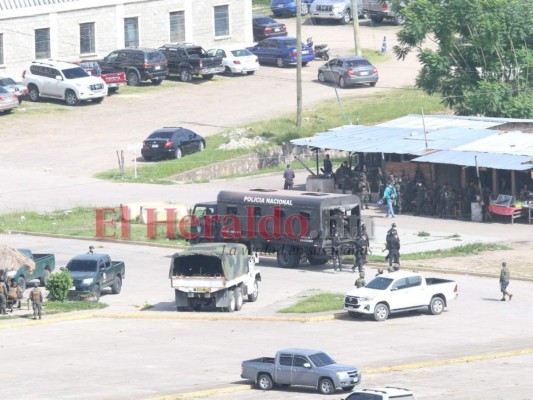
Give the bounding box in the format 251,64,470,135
0,0,252,79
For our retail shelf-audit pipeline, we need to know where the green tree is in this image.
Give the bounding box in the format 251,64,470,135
46,269,73,302
393,0,533,118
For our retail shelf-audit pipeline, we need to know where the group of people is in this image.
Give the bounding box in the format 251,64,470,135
0,276,43,319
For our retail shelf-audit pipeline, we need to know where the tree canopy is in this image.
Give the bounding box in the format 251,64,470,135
393,0,533,118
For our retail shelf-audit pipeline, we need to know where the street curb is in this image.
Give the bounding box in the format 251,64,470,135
0,313,93,330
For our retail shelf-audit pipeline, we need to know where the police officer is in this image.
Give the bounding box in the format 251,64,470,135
354,271,366,288
385,228,400,267
352,235,367,273
499,262,513,301
323,154,333,178
30,282,43,320
0,277,8,315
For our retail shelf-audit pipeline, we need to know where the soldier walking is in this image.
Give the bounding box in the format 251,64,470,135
354,271,366,288
385,225,400,268
499,262,513,301
30,282,43,320
0,277,8,315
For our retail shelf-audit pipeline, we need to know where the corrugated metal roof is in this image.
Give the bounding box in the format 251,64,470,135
290,125,496,155
413,150,533,171
454,131,533,157
378,114,533,130
0,0,80,11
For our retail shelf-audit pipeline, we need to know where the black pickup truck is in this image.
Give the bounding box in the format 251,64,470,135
157,43,224,82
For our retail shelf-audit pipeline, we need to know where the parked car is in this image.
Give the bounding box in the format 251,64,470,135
362,0,404,25
99,48,168,86
5,248,55,290
252,14,288,42
270,0,315,17
0,87,19,113
206,47,260,76
0,77,28,103
22,60,107,106
344,387,417,399
76,60,127,93
310,0,364,25
247,37,314,68
141,127,205,161
157,43,224,82
317,56,379,88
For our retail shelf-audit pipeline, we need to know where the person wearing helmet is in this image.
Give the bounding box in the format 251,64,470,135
354,271,366,288
0,277,7,315
30,282,43,320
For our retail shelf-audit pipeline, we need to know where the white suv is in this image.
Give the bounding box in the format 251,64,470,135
22,60,107,106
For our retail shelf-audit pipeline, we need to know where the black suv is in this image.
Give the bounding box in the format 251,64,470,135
141,127,205,161
157,43,224,82
100,48,168,86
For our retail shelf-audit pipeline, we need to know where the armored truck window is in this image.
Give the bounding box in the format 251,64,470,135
279,355,292,366
226,206,237,215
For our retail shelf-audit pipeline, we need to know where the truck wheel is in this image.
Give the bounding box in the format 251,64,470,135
429,296,445,315
28,85,40,102
373,303,389,321
111,276,122,294
340,9,351,25
393,14,405,25
224,290,235,312
342,386,355,392
318,378,335,395
247,279,259,302
40,269,50,287
276,248,300,268
234,287,243,311
257,373,273,390
18,276,26,291
276,57,285,68
300,3,309,15
127,71,140,86
180,69,193,82
90,285,101,302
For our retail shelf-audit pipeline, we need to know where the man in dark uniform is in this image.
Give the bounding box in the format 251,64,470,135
352,235,367,273
499,262,512,301
385,228,400,268
323,154,333,178
0,277,8,315
415,181,426,216
283,164,295,190
30,282,43,320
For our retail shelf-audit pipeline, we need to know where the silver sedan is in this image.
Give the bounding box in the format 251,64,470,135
317,56,379,88
0,86,19,113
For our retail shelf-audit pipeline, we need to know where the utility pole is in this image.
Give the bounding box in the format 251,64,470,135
351,0,362,56
296,0,303,127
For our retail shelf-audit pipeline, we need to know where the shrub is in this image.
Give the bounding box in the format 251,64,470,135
46,269,73,302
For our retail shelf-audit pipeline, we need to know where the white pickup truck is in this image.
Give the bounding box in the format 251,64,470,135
344,271,458,321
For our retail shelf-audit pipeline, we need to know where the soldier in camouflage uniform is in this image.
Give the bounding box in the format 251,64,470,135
354,271,366,288
358,175,371,210
499,262,513,301
0,277,8,315
30,282,43,320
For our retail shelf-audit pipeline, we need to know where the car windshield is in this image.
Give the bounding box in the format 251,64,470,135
67,260,97,272
308,352,335,366
365,276,393,290
346,59,372,67
231,49,253,57
62,67,89,79
255,17,276,24
0,78,16,86
149,131,173,139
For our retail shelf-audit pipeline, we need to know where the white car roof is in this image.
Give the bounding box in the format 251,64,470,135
31,60,82,70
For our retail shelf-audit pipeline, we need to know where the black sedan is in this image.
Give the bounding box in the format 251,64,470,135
252,14,288,42
141,127,205,161
317,57,379,88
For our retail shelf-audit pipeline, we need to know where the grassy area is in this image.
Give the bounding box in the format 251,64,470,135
0,207,188,244
278,291,344,313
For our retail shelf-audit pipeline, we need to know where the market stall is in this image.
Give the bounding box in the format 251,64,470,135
488,195,526,224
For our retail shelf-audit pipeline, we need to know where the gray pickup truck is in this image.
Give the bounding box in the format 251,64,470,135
241,348,361,395
362,0,404,25
66,253,125,302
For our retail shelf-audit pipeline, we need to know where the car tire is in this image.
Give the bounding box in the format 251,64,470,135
180,69,193,82
371,15,384,24
246,71,255,75
234,287,243,311
18,276,26,291
340,8,351,25
92,97,104,104
257,373,273,391
151,78,163,85
90,284,101,303
224,66,233,76
339,76,347,88
108,87,119,94
127,71,141,86
247,279,259,302
393,14,405,25
317,71,326,83
175,147,183,159
65,90,80,106
373,303,389,321
111,276,122,294
40,269,50,287
318,378,335,395
276,57,285,68
202,74,214,80
429,296,445,315
28,85,40,102
143,156,152,161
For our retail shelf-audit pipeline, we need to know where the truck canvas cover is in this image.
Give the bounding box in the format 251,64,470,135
171,243,248,281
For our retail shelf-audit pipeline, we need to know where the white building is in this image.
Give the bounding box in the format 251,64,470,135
0,0,253,79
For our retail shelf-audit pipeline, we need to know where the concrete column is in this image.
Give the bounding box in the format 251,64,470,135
492,169,498,197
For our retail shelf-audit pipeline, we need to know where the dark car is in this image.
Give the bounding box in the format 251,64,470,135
141,127,205,161
252,14,288,42
100,48,168,86
271,0,315,17
317,56,379,88
247,37,314,68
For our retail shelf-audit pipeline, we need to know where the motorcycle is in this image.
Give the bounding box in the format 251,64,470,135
306,37,330,61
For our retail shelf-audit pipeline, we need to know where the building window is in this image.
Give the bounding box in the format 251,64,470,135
80,23,95,54
214,5,229,37
169,11,185,42
35,28,51,59
0,34,4,64
124,17,139,48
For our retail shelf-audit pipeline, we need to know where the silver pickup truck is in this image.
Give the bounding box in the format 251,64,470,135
362,0,404,25
241,348,361,395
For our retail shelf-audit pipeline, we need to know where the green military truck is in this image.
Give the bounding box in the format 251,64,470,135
5,249,55,290
169,243,261,312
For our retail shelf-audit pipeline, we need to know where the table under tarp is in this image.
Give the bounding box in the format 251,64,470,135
488,205,524,224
